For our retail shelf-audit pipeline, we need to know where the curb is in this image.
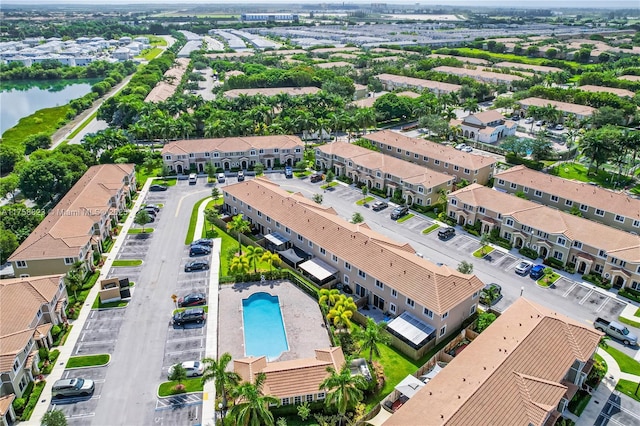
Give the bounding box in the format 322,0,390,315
65,354,111,370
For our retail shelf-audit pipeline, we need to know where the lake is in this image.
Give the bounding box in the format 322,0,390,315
0,79,98,134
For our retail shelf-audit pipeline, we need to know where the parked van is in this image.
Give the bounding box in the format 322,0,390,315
188,173,197,185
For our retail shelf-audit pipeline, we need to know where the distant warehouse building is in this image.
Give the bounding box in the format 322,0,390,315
241,13,299,23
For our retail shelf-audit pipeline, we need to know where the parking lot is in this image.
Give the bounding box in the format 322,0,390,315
52,367,107,426
595,392,640,426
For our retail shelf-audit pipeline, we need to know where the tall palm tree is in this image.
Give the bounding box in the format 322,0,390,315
359,318,391,363
229,256,250,276
327,296,357,330
229,372,279,426
260,251,281,272
201,353,241,416
319,364,367,426
227,214,251,256
245,245,265,273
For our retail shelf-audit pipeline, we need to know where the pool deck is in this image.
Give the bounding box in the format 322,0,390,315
218,280,331,362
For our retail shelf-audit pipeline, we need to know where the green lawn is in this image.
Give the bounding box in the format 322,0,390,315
537,273,560,288
2,105,73,150
422,224,440,234
549,162,632,190
619,316,640,329
396,214,414,223
595,353,607,373
92,295,129,309
185,197,210,244
320,182,338,189
63,111,98,143
213,225,271,276
294,170,312,178
603,345,640,375
112,259,143,267
137,47,163,61
444,47,581,69
128,228,154,234
66,354,110,368
158,377,204,397
473,247,494,258
356,196,375,206
615,380,640,403
148,35,168,46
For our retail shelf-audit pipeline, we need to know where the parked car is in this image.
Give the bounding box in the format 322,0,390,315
310,173,323,183
237,170,245,181
189,245,211,257
515,260,534,275
149,184,168,192
184,260,210,272
178,292,207,307
534,120,544,126
192,238,214,247
480,283,502,306
529,264,546,280
173,308,206,326
438,227,456,240
371,201,389,211
390,206,409,220
284,166,293,178
524,117,534,124
217,173,226,183
168,361,204,378
455,143,467,150
594,317,637,346
143,204,160,213
52,378,95,398
461,146,473,153
188,173,197,185
511,115,520,121
139,208,156,218
555,124,564,130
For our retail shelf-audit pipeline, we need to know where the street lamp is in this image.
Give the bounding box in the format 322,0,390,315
520,287,524,297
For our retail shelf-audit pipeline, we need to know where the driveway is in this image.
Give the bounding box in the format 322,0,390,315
595,391,640,426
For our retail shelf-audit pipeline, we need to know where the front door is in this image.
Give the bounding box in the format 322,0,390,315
373,294,384,310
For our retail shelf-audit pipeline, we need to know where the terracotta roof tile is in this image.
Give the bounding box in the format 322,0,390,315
433,66,525,82
493,61,563,74
0,394,15,416
223,87,320,98
144,58,190,103
578,85,635,98
517,97,596,116
375,73,462,93
162,135,304,156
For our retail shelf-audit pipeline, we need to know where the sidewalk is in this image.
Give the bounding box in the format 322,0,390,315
28,179,153,424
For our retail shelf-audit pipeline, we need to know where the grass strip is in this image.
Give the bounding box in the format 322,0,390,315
422,224,440,234
185,197,209,244
172,306,209,314
356,196,375,206
66,354,110,368
320,182,338,189
92,295,129,309
603,345,640,375
137,47,163,61
396,213,415,223
112,259,143,267
537,273,560,287
473,247,494,258
618,316,640,329
158,377,203,397
128,228,154,234
615,380,640,403
63,111,98,142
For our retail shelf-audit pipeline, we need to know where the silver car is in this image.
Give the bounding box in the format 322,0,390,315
168,361,205,378
52,378,95,398
515,261,534,276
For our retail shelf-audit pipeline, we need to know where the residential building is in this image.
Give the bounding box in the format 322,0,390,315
493,61,563,74
1,394,16,426
432,66,524,88
161,135,304,173
429,54,490,65
234,347,344,406
363,130,497,185
8,165,136,278
375,73,461,95
619,75,640,82
383,298,602,426
578,85,635,98
145,58,190,103
222,86,320,99
494,165,640,234
0,275,68,404
450,110,517,143
315,61,353,69
241,13,299,23
316,142,453,207
223,178,484,353
447,184,640,290
517,97,596,121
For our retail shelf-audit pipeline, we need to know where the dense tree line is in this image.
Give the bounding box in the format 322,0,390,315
0,59,136,81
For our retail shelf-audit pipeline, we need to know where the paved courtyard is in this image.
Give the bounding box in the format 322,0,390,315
218,280,330,362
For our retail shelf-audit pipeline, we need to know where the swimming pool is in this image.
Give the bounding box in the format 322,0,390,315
242,292,289,361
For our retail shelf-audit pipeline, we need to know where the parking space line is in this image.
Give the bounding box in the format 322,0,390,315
165,336,205,343
562,282,578,298
506,260,522,271
579,289,594,305
596,297,610,313
164,349,205,357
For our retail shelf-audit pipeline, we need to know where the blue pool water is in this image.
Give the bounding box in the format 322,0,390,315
242,292,289,360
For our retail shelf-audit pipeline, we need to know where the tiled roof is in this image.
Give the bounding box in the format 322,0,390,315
517,97,596,116
467,110,505,124
0,394,15,416
430,54,490,65
619,75,640,82
319,142,452,188
316,61,353,69
162,135,303,156
578,85,635,98
383,298,602,426
145,58,190,103
375,73,462,93
8,164,134,262
495,165,640,223
451,184,640,262
225,178,484,314
432,66,525,82
493,61,563,74
235,347,344,398
223,86,320,98
364,130,497,171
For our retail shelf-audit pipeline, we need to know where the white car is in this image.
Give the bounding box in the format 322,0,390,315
461,146,473,153
555,124,564,130
217,173,226,183
168,361,204,378
455,143,467,150
535,120,544,126
515,261,534,276
524,117,534,124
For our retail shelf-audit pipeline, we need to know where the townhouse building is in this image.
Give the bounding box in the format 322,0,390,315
0,275,68,409
450,110,517,143
8,164,136,278
316,142,453,207
429,54,490,66
223,178,485,353
363,130,496,185
578,85,635,98
374,73,462,95
447,184,640,290
493,61,563,74
432,66,525,89
494,165,640,234
516,97,596,121
222,86,320,99
161,135,304,173
384,298,602,426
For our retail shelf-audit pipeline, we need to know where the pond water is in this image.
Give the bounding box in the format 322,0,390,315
0,79,98,134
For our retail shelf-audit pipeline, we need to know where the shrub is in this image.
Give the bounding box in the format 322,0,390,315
12,398,25,415
38,347,49,361
519,247,538,260
20,381,46,420
619,288,640,303
336,174,353,184
51,324,62,338
505,154,544,170
543,257,564,269
476,311,497,333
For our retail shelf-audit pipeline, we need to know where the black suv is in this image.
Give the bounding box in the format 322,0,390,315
192,239,214,247
390,206,409,220
189,245,211,256
310,173,323,183
438,227,455,240
185,260,209,272
173,308,206,326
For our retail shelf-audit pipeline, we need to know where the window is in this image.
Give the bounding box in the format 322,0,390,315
497,179,505,186
16,260,27,268
306,394,314,402
450,199,457,206
343,275,350,284
375,280,384,290
13,359,19,372
573,241,582,249
595,209,605,217
553,251,563,260
478,207,485,214
434,159,440,165
565,200,573,207
274,148,279,153
345,262,351,271
332,254,338,263
266,216,271,223
442,311,449,320
580,204,588,212
389,303,396,313
423,307,433,319
294,396,302,405
633,220,640,228
534,190,542,197
281,398,290,405
391,289,397,298
297,234,303,241
454,165,459,171
285,227,291,234
557,237,566,246
472,291,479,299
598,250,607,258
276,222,281,229
320,247,326,255
523,187,529,193
615,214,625,223
469,305,477,315
414,153,419,158
549,195,558,202
317,392,326,400
510,182,517,189
423,156,429,162
358,270,366,279
308,241,313,248
406,298,415,308
440,325,447,337
505,219,514,226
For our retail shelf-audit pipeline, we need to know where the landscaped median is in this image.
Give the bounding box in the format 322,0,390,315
472,246,494,258
172,306,209,315
396,213,414,223
616,379,640,403
320,181,338,190
66,354,110,369
619,308,640,329
128,228,154,234
356,196,374,206
112,259,143,267
536,271,560,288
422,224,439,234
157,377,204,397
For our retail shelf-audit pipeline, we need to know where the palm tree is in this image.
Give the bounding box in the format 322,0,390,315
202,352,241,413
204,208,219,234
359,318,391,363
227,214,251,256
64,261,85,300
245,245,265,273
260,251,281,272
229,372,279,426
327,296,357,330
229,256,250,276
479,233,491,255
319,364,367,426
462,98,479,114
318,288,341,308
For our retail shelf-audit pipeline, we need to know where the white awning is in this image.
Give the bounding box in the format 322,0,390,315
299,258,339,281
387,311,436,348
394,374,425,399
264,232,289,246
420,363,444,382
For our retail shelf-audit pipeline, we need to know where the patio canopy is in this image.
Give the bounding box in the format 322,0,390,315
264,232,289,247
298,258,339,281
278,247,306,266
394,374,425,399
387,311,436,349
420,363,443,382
